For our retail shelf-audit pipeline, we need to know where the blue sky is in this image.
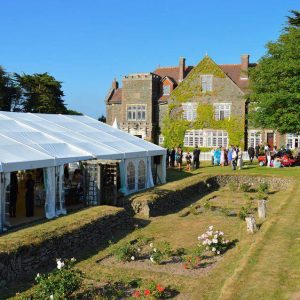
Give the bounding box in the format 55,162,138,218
1,0,299,118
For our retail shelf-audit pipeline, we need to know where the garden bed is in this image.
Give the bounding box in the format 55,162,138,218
98,253,221,278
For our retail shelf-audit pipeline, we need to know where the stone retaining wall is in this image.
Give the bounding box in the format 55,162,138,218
127,174,293,217
0,208,132,284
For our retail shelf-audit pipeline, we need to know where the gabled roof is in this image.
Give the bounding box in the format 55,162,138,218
153,66,193,84
107,88,122,104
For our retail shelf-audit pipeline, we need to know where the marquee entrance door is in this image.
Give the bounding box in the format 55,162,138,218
267,133,274,150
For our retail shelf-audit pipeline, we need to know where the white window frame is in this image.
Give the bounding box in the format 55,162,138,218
163,85,170,95
214,103,231,121
182,102,197,121
127,105,147,121
201,75,213,92
159,135,164,145
248,130,262,148
286,133,300,149
184,130,228,148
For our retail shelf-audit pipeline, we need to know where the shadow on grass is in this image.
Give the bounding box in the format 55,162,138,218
1,217,151,299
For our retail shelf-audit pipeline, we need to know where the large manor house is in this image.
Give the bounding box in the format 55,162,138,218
106,55,299,150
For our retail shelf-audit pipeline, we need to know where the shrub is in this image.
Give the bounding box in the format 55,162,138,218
149,241,172,264
34,258,83,300
228,182,238,192
112,242,137,262
258,182,269,194
182,255,201,270
240,183,251,192
238,205,253,220
198,226,230,255
132,281,169,299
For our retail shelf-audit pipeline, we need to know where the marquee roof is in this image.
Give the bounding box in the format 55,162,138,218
0,112,166,172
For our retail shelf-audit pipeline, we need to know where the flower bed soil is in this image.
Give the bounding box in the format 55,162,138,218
97,254,221,278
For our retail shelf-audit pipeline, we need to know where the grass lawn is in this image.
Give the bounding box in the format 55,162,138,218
8,162,300,299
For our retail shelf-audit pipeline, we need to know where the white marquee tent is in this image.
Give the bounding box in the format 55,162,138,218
0,112,166,232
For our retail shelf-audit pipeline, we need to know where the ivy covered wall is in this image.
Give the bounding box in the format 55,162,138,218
161,56,246,149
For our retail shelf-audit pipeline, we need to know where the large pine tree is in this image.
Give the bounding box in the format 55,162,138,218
250,10,300,134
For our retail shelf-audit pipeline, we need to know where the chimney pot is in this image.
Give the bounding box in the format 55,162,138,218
241,54,250,78
179,57,186,82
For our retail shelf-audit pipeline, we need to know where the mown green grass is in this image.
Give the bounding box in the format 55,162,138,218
7,163,300,299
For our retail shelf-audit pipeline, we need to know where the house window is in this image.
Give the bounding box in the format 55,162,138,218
138,160,146,190
286,134,300,149
214,103,231,120
182,102,197,121
127,161,135,191
201,75,213,92
127,105,146,121
163,85,170,95
248,131,262,148
184,130,228,147
159,135,164,145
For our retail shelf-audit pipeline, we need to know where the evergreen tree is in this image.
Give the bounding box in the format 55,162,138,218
0,66,21,111
250,10,300,134
15,73,67,113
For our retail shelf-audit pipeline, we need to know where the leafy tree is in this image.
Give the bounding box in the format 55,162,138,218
0,66,21,111
250,10,300,134
15,73,67,114
288,10,300,27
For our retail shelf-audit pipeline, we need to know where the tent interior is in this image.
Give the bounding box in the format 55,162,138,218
0,112,166,232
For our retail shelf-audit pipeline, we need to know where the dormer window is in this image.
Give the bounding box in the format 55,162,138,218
201,75,213,92
163,85,170,95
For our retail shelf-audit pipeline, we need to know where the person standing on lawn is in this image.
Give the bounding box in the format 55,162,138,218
186,151,192,172
231,146,238,170
170,148,176,167
210,148,215,166
255,144,260,159
193,145,201,169
176,147,183,171
248,146,255,163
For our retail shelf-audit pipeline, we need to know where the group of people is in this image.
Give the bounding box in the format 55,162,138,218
210,146,243,170
166,146,201,171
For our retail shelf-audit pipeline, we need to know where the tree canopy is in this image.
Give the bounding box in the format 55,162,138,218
15,73,67,114
250,10,300,134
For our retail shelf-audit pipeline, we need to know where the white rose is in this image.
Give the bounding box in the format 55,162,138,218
207,240,212,245
50,295,54,300
212,247,216,252
71,257,76,262
202,241,207,245
150,242,154,248
153,248,157,252
56,259,64,270
131,256,135,261
150,256,155,263
212,239,218,244
137,248,141,252
36,273,40,278
209,225,213,230
219,232,224,236
214,234,218,239
217,251,220,255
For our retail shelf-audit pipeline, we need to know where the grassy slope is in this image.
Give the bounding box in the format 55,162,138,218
7,163,300,299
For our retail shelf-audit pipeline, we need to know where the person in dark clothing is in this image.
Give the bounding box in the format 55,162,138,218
170,148,176,167
25,173,35,217
248,146,255,163
255,144,260,159
9,172,18,218
166,149,171,168
193,146,201,169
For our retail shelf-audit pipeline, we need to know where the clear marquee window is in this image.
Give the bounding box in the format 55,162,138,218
138,160,146,190
184,130,228,147
163,85,170,95
248,131,262,148
201,75,213,92
286,134,300,149
182,102,198,121
127,105,146,121
214,103,231,121
127,161,135,191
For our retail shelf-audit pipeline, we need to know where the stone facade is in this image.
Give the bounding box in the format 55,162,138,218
105,55,294,149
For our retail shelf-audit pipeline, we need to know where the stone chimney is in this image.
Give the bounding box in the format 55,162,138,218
241,54,250,79
178,57,186,82
112,77,119,90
